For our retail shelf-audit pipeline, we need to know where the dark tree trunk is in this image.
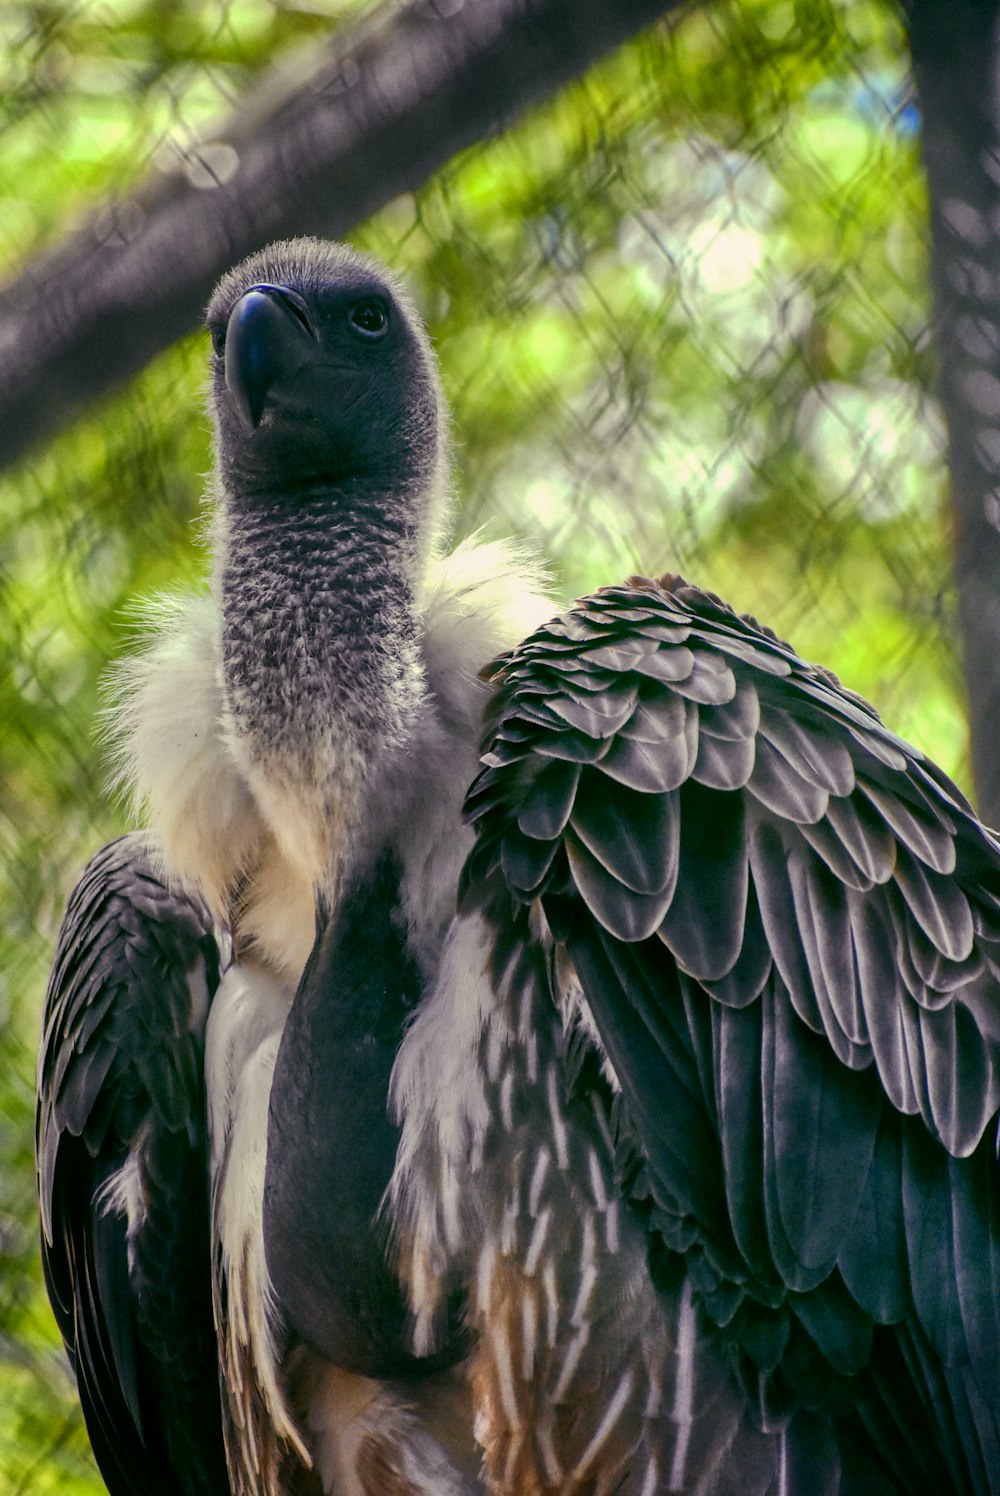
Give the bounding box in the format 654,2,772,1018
907,0,1000,826
0,0,682,474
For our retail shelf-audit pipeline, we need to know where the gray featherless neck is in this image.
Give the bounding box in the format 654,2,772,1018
217,482,426,770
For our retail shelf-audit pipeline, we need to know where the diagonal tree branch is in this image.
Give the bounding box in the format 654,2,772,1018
0,0,683,473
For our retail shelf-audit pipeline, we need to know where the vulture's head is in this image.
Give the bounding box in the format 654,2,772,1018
203,241,451,828
205,238,449,532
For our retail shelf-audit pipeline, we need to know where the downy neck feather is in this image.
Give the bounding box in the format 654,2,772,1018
211,475,426,902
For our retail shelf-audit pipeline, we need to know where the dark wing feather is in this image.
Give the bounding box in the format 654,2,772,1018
465,576,1000,1494
37,832,228,1496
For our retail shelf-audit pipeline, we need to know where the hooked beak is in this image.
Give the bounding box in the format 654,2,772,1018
224,284,318,428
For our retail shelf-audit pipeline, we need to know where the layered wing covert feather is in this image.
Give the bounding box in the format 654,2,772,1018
462,575,1000,1493
37,833,229,1495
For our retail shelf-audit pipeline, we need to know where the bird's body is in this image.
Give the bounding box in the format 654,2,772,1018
37,240,1000,1496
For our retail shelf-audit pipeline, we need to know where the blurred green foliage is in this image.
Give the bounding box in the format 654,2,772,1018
0,0,956,1489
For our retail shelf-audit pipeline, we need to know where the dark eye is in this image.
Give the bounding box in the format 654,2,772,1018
209,323,226,358
348,299,389,339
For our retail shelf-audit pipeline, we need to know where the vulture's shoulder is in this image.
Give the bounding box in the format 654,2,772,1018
459,573,1000,1479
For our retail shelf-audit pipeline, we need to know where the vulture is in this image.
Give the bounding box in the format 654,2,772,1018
37,238,1000,1496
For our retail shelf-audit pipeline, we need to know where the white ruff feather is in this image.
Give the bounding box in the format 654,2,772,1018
418,535,553,732
106,592,260,917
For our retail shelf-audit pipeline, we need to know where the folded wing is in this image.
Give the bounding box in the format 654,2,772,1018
37,833,228,1496
462,575,1000,1493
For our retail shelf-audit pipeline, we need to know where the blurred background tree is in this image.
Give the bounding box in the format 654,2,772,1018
0,0,973,1488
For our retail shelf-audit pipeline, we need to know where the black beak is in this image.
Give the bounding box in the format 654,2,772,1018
224,284,318,428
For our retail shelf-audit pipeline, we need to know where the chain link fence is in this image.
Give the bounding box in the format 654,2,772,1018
0,0,956,1487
